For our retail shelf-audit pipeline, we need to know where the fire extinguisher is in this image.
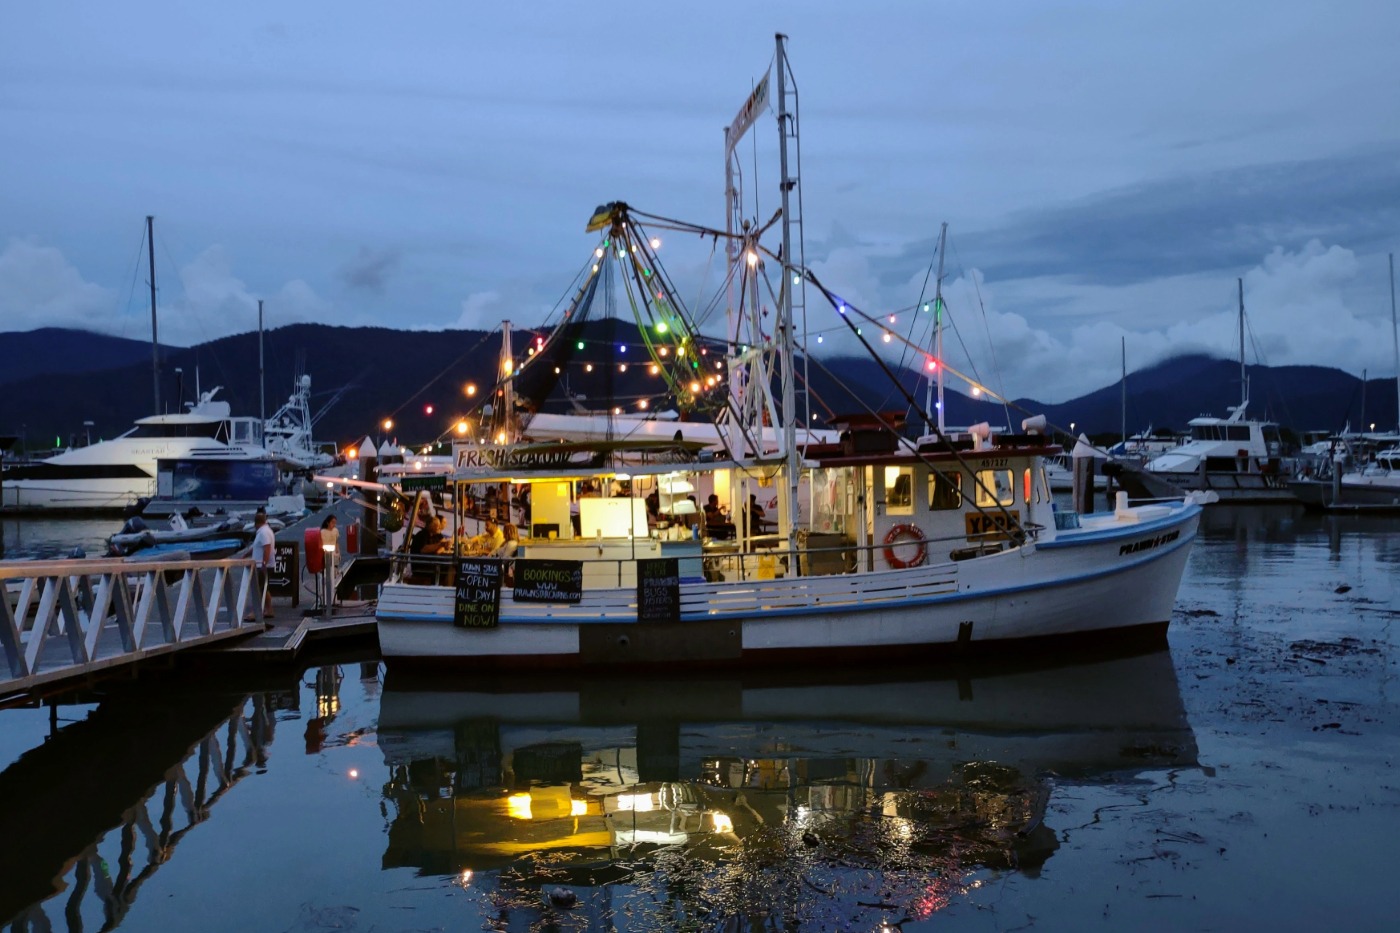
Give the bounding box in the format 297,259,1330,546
347,519,359,554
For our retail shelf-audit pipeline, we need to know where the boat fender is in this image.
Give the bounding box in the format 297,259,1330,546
882,524,927,569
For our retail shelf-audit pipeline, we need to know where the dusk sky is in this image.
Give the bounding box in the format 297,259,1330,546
3,1,1398,405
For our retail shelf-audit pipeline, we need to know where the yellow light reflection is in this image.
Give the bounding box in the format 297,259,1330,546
711,811,734,833
614,793,653,812
506,793,533,820
570,799,588,816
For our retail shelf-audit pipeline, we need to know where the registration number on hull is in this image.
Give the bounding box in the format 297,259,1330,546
965,509,1020,541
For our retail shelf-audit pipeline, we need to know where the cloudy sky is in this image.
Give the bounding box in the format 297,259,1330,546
2,1,1398,403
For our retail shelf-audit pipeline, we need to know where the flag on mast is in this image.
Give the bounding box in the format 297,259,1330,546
725,69,771,155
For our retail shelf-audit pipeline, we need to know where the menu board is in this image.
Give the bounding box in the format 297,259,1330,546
512,559,584,603
636,557,680,623
453,558,503,628
269,542,300,604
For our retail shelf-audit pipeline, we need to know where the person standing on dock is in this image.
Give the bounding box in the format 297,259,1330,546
251,511,275,621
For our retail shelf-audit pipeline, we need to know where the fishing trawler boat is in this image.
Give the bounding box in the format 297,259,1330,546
370,37,1202,670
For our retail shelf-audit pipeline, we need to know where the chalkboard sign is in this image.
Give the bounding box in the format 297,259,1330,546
512,559,584,603
453,558,503,629
636,557,680,623
269,541,299,605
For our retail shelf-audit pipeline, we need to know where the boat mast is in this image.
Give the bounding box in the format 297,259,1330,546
1237,277,1246,409
1390,253,1397,432
258,299,266,426
147,215,160,415
926,222,948,435
500,320,515,443
1121,336,1127,448
776,33,799,529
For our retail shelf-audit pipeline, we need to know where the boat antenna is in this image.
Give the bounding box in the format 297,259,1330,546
147,215,160,415
1121,336,1127,448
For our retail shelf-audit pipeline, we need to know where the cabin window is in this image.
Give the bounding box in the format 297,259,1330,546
974,469,1015,507
811,467,853,533
928,470,962,510
1227,425,1250,442
1035,466,1051,503
883,466,914,515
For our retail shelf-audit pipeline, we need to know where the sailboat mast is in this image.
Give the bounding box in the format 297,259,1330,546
776,33,799,525
1237,277,1246,408
1121,336,1127,447
1390,253,1397,432
927,222,948,434
147,215,160,415
258,299,266,426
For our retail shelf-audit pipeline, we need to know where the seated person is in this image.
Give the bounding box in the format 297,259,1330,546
682,494,702,530
492,522,519,560
703,494,725,526
645,489,661,522
493,523,520,584
466,520,505,556
408,516,450,580
745,494,768,536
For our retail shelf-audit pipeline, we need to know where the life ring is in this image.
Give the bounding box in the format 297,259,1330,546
883,523,928,569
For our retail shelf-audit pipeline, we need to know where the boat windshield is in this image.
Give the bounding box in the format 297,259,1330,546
124,422,227,440
1190,424,1252,442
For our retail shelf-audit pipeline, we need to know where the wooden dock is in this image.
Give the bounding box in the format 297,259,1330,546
218,602,377,661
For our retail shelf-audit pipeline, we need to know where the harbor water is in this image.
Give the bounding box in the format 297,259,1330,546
2,505,1398,931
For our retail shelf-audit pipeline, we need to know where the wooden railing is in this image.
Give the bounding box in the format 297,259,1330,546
1,557,261,698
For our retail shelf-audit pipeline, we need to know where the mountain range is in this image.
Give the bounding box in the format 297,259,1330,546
1,325,1393,453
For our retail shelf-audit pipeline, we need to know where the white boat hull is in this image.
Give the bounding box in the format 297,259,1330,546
377,506,1200,668
1145,468,1295,504
1,475,154,511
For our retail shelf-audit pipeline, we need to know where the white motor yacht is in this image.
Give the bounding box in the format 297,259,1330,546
1,388,269,512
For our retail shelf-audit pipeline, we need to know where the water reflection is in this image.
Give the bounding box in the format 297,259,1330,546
379,651,1197,929
0,687,291,931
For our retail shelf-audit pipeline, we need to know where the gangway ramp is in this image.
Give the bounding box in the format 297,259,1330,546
1,556,264,699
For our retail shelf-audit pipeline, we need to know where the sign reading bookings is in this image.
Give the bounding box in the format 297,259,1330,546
512,559,584,603
637,557,680,623
453,558,503,628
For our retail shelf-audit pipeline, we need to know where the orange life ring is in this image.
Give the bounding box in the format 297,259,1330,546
883,523,928,569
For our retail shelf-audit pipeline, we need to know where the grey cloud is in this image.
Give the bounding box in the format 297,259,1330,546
882,148,1400,289
339,247,401,293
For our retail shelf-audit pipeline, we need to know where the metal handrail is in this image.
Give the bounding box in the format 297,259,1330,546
382,522,1029,586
